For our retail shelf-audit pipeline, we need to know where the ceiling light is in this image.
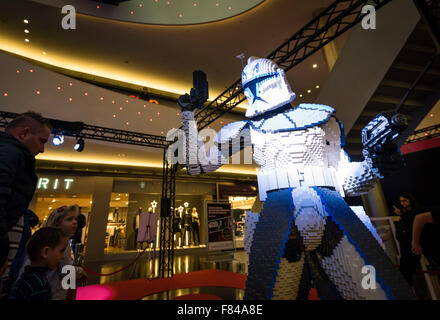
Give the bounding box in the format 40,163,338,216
52,134,64,146
307,90,311,93
74,138,85,152
24,19,29,24
316,85,320,89
313,64,318,68
24,29,29,33
24,39,29,43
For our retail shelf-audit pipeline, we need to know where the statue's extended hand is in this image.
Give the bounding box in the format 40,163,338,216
363,143,405,176
178,89,199,112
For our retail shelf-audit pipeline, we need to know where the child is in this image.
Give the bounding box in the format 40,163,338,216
44,205,88,299
20,205,88,300
9,227,68,300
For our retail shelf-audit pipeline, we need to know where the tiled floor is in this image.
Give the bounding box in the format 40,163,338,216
83,249,249,299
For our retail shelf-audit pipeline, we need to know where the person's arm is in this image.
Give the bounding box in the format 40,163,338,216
411,212,434,255
0,146,20,266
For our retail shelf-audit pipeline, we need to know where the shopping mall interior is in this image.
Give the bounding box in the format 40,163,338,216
1,0,440,303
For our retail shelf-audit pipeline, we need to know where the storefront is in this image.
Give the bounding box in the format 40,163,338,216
32,169,258,263
32,175,94,245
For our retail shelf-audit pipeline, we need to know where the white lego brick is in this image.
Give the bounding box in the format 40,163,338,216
276,168,289,189
267,171,278,191
311,166,326,186
257,172,268,201
302,167,314,187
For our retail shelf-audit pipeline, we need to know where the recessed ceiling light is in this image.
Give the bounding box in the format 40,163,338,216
42,51,46,55
299,94,303,98
316,85,320,89
307,90,311,93
24,19,29,24
313,64,318,68
24,29,29,33
24,39,29,42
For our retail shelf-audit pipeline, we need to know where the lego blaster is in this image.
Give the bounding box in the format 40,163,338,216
362,112,408,175
178,70,209,111
362,111,408,155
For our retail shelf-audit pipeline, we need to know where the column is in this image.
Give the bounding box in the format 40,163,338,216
84,177,113,263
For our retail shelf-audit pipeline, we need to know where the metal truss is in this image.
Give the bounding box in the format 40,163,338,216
414,0,440,51
405,123,440,143
159,150,178,278
0,110,168,149
193,0,393,130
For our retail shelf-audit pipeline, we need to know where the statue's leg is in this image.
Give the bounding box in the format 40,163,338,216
314,187,415,300
244,188,295,300
271,187,343,300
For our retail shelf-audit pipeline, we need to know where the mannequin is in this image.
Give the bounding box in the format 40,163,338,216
133,208,141,249
173,208,182,248
191,208,200,246
182,207,192,246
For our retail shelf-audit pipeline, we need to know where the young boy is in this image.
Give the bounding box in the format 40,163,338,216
8,227,68,300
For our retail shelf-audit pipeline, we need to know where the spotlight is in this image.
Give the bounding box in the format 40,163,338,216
74,138,85,152
52,135,64,146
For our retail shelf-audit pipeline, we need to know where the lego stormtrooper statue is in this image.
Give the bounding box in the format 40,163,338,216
177,57,413,300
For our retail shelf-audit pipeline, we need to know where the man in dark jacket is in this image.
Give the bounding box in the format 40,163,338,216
0,111,51,276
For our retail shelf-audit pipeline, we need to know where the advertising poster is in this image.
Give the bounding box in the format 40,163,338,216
206,202,234,251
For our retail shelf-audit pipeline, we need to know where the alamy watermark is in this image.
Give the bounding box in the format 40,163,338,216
362,5,376,30
61,5,76,30
361,265,377,290
61,265,76,289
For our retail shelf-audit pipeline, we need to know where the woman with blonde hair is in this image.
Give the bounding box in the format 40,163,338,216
20,205,88,299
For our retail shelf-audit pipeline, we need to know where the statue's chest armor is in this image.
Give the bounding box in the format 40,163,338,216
251,127,326,170
249,104,334,170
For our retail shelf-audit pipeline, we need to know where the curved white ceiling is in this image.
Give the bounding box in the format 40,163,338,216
30,0,265,25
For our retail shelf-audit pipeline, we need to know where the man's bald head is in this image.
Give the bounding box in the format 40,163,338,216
5,111,52,156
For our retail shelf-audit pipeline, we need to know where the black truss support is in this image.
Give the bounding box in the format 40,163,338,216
159,150,178,278
193,0,393,130
79,124,168,149
0,110,168,149
405,123,440,143
414,0,440,51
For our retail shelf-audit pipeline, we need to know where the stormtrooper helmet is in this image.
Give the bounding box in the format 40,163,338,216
242,57,296,118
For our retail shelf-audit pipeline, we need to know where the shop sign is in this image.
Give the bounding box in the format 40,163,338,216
37,177,74,190
206,202,233,251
